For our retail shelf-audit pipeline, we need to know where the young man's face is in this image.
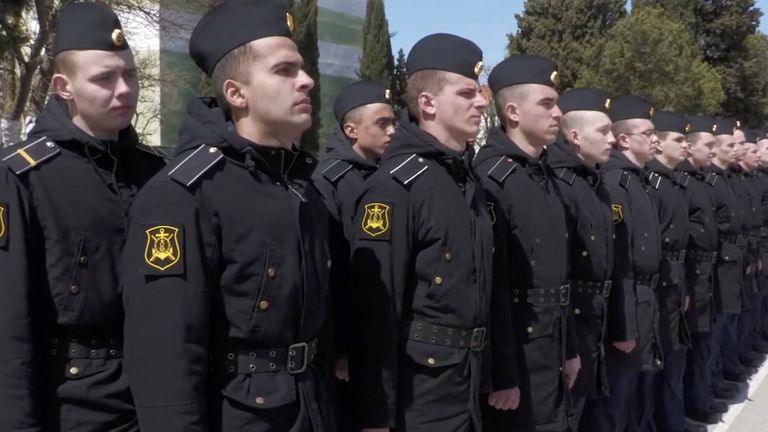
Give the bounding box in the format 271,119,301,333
688,133,716,167
732,129,746,163
514,84,562,146
758,139,768,167
429,72,488,143
344,103,396,160
657,131,689,165
54,49,139,138
240,37,315,137
714,134,737,165
563,111,614,165
620,119,658,165
742,142,759,169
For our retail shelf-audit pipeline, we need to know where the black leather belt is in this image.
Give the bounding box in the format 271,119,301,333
50,337,123,359
688,249,717,263
635,273,659,288
512,283,571,305
223,339,318,375
408,321,487,351
572,280,612,298
662,249,686,262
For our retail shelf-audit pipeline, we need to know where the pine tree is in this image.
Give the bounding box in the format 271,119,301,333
291,0,321,155
392,48,407,112
358,0,395,89
632,0,696,27
507,0,627,90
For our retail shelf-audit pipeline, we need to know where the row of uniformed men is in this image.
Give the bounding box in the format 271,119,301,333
1,1,766,432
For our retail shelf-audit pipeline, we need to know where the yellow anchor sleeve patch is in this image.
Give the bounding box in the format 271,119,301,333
359,201,392,240
0,203,8,248
143,224,184,275
611,204,624,224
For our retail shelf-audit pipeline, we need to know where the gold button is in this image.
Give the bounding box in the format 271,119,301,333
79,256,88,265
574,308,581,315
69,366,80,375
581,250,588,257
255,396,265,405
665,238,670,242
444,252,452,261
527,326,533,334
267,267,276,278
507,157,514,163
69,285,80,294
258,300,270,311
434,276,443,285
427,357,436,366
590,235,595,241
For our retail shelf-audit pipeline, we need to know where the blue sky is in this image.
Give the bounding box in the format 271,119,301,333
386,0,768,72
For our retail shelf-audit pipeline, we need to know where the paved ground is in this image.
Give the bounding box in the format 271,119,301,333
708,360,768,432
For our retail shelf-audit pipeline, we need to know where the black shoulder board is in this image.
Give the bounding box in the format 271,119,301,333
0,136,60,175
135,143,170,160
389,154,428,186
675,172,690,188
554,167,576,185
168,145,224,187
321,159,353,183
487,155,517,185
647,172,661,190
619,170,632,191
705,172,718,186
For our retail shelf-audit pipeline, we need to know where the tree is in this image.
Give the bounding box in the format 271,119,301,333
291,0,321,155
577,7,724,115
358,0,395,89
632,0,696,27
718,33,768,126
391,47,407,112
507,0,627,91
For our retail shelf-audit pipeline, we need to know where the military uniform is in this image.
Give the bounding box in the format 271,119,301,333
122,3,334,431
582,96,663,432
475,55,573,432
0,4,166,431
347,34,517,431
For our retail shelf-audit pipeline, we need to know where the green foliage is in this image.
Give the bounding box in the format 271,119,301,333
507,0,627,90
577,7,724,115
392,48,407,111
291,0,322,155
632,0,696,27
358,0,394,89
717,33,768,126
693,0,761,63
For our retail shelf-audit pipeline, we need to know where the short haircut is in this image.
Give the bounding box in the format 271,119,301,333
656,131,671,141
405,69,449,121
210,42,257,116
611,118,640,136
341,104,366,126
494,84,531,127
52,51,79,76
687,132,709,146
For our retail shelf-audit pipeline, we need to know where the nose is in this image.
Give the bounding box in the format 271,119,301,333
386,123,396,137
607,131,617,147
475,91,489,112
552,105,563,122
297,69,314,92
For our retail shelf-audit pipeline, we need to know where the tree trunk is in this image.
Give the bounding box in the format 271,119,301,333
1,117,22,147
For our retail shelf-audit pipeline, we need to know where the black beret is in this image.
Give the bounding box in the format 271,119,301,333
333,81,391,122
190,0,293,76
607,95,655,122
488,54,558,94
686,116,716,134
757,129,767,141
558,88,611,114
53,2,129,55
712,118,737,136
652,111,689,134
744,129,759,144
406,33,483,80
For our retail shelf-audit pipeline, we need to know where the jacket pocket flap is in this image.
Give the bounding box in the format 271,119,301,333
222,372,297,409
404,340,465,368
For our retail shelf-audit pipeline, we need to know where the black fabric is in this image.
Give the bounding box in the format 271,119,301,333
406,33,483,79
687,116,716,134
713,118,738,136
53,2,129,55
608,95,654,122
558,88,611,114
333,81,391,122
652,111,689,134
489,54,557,93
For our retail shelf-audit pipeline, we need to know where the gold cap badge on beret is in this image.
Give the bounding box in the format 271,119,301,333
685,123,691,133
384,89,392,101
736,120,741,129
111,29,125,47
286,12,295,32
649,107,656,117
605,98,611,110
474,61,484,77
712,124,718,133
550,71,559,86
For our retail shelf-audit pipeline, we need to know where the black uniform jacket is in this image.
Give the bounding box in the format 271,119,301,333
676,161,718,333
547,139,614,398
755,169,768,267
731,166,762,309
601,150,662,371
0,96,165,431
348,119,517,429
645,159,690,352
702,163,744,315
312,129,377,354
122,97,333,432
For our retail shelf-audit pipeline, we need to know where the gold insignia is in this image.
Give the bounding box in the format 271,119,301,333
362,203,390,237
685,123,691,133
144,226,181,271
736,120,742,129
111,29,124,47
486,202,496,224
550,70,559,86
0,205,6,240
649,107,656,117
384,89,392,101
712,124,718,133
611,204,623,224
286,12,295,32
474,61,484,77
605,98,611,111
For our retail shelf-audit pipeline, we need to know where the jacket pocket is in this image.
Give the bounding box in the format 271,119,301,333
59,233,88,313
521,304,557,339
222,372,297,409
404,339,466,368
249,241,283,331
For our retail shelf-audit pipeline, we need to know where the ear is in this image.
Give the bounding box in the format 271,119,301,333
568,128,580,146
417,92,437,117
504,101,520,124
222,79,247,110
51,73,73,100
343,122,358,140
616,133,631,151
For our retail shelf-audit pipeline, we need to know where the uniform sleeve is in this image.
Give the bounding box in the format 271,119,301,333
563,209,579,360
0,168,42,431
122,180,213,432
347,182,410,429
604,183,638,342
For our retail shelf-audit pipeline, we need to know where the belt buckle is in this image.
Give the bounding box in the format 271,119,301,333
559,283,571,306
602,280,613,298
470,327,487,351
287,342,309,374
